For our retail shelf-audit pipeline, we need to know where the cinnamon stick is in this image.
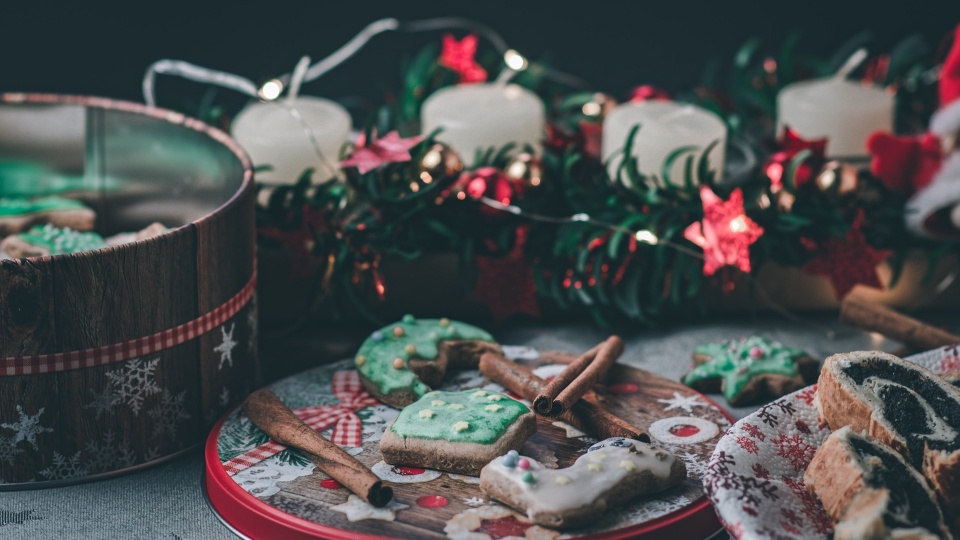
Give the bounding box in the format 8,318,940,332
479,351,648,442
533,336,624,417
243,389,393,507
840,293,960,351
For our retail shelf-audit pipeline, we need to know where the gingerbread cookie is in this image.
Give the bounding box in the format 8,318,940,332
805,426,952,540
480,437,686,529
682,336,818,406
0,223,107,258
355,315,499,408
0,196,95,237
379,390,536,476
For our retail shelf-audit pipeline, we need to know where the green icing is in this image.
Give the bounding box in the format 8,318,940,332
389,390,528,444
683,336,806,401
355,316,494,397
0,196,88,217
17,224,106,255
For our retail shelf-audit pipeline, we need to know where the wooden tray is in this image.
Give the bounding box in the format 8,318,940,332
205,349,731,539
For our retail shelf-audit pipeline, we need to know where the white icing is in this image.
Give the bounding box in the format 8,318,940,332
481,438,681,515
371,460,442,483
648,416,720,445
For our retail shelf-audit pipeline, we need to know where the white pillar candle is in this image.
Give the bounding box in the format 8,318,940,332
602,101,727,185
231,96,351,185
777,50,893,159
421,83,545,165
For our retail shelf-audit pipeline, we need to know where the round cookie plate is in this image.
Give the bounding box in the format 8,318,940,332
704,346,957,539
205,347,733,539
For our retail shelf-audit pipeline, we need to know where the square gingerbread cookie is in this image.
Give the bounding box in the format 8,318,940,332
379,390,536,476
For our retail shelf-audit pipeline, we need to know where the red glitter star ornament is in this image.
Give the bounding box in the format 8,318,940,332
339,131,424,174
684,186,764,276
476,514,534,540
802,212,891,299
473,226,541,325
439,34,487,84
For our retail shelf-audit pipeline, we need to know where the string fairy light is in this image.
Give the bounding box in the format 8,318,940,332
476,195,839,338
143,16,587,108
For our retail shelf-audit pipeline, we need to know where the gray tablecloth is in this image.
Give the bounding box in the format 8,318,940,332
0,314,919,539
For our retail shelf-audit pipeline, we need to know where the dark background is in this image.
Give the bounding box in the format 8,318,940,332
1,1,958,108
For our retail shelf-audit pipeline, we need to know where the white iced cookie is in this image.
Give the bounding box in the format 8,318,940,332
479,437,686,529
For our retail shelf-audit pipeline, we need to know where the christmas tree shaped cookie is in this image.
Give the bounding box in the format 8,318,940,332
354,315,500,408
1,223,107,258
480,437,686,529
379,390,536,475
682,336,818,406
0,196,95,236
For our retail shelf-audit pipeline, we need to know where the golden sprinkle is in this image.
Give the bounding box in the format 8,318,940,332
619,460,637,472
485,404,503,412
404,344,417,355
355,355,366,366
655,451,668,461
486,394,503,401
439,318,451,328
589,452,607,461
587,463,603,472
392,358,405,369
449,404,465,410
554,476,571,485
452,421,470,432
392,326,405,338
471,391,487,398
419,409,434,419
431,400,446,407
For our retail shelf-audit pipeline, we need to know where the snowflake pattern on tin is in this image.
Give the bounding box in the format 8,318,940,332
147,389,191,440
1,406,53,450
38,451,88,480
83,431,137,474
0,434,22,466
84,387,117,420
214,323,238,370
657,391,708,413
105,357,161,415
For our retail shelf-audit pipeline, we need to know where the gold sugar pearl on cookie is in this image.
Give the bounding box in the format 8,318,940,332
485,404,503,412
452,421,470,432
486,394,503,401
431,400,446,407
619,460,637,472
419,409,435,419
404,344,417,356
655,451,668,461
439,318,451,328
355,355,367,367
392,326,405,338
587,463,603,472
555,476,571,485
589,452,606,461
449,404,464,410
392,358,405,369
471,391,487,398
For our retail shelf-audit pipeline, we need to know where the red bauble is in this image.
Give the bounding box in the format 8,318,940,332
463,167,523,216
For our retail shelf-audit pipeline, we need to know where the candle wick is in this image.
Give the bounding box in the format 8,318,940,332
834,48,868,80
494,68,516,86
287,55,311,104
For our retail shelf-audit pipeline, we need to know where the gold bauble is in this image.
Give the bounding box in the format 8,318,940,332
418,143,463,185
504,153,543,188
816,161,859,197
773,190,796,213
581,93,618,119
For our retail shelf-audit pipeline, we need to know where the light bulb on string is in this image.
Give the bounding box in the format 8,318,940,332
503,49,528,71
258,79,283,101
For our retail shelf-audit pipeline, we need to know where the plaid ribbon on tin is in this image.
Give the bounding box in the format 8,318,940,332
0,270,256,376
221,370,378,476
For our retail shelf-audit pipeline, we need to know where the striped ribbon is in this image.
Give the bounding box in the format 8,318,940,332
1,271,256,376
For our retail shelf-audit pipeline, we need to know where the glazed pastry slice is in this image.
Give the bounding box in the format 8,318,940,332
817,351,960,525
806,427,952,540
480,437,686,529
354,315,500,408
379,390,536,476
